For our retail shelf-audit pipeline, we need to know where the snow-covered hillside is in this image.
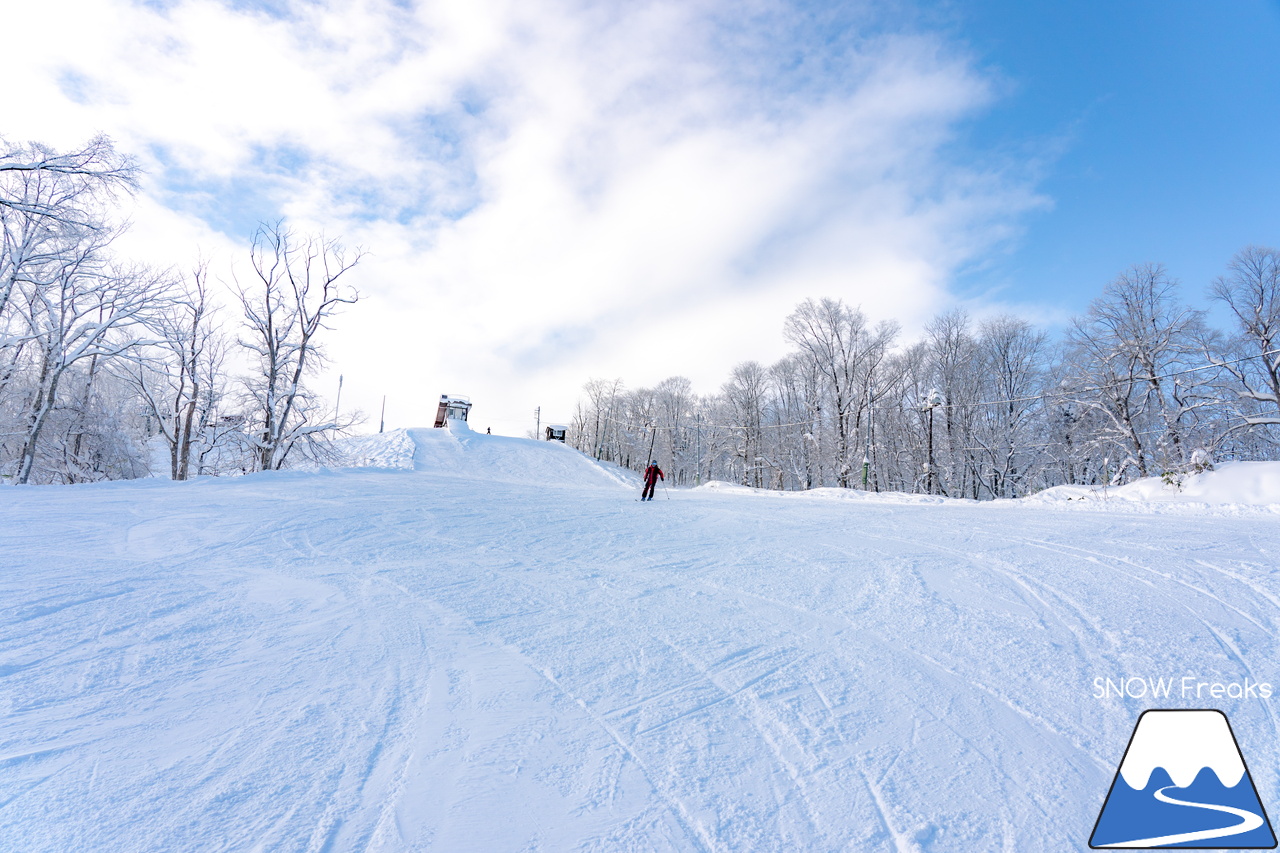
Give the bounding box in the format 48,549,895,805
351,421,637,489
2,426,1278,851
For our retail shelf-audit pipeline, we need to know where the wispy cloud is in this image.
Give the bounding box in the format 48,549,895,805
1,0,1045,430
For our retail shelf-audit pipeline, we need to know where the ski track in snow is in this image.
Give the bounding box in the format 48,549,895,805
1,432,1279,851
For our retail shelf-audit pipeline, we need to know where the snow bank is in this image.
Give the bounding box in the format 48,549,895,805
696,480,953,505
699,462,1280,514
1028,461,1280,512
693,467,1280,519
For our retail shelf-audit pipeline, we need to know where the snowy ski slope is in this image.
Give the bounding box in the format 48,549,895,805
2,424,1279,851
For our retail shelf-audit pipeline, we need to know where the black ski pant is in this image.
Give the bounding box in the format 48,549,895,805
642,481,657,500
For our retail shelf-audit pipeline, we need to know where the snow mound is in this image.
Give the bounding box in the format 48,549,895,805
1028,461,1280,510
341,421,636,489
337,428,417,470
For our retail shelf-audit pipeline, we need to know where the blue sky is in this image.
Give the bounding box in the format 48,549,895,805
3,0,1278,431
940,0,1280,310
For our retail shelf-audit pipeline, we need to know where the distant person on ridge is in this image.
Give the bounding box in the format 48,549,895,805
641,461,664,501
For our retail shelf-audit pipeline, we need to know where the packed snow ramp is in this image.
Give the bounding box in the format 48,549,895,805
412,421,634,488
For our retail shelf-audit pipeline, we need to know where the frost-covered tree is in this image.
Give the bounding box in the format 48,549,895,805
653,376,696,484
722,361,768,487
570,252,1280,497
0,135,136,225
921,309,980,497
1210,246,1280,431
972,316,1049,497
1,138,136,420
768,354,825,489
784,298,896,488
577,377,625,462
0,136,370,486
0,135,182,484
126,261,231,480
235,222,362,472
1064,264,1216,481
12,251,171,484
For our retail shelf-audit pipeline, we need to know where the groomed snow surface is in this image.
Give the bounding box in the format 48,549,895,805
3,420,1279,851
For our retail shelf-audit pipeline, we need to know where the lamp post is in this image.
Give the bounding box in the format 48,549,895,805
864,380,877,491
922,388,944,495
695,413,703,486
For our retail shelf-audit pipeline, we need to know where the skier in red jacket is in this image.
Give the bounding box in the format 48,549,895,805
641,461,664,501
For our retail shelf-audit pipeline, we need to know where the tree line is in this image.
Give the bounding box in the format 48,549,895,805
569,253,1280,498
0,135,361,485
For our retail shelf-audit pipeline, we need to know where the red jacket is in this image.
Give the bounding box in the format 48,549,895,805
643,465,664,486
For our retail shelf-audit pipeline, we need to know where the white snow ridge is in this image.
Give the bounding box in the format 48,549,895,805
1118,710,1246,790
2,430,1279,851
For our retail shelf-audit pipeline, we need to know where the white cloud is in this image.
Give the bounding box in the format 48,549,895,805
0,0,1045,434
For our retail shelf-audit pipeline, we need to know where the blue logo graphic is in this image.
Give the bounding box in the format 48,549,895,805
1091,709,1276,848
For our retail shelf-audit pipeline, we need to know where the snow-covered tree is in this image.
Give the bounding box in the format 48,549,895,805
652,376,696,484
767,354,825,489
1064,264,1216,481
1210,246,1280,431
571,252,1277,498
12,250,171,484
722,361,768,487
784,298,896,488
972,315,1049,497
235,222,363,472
0,135,136,225
126,261,231,480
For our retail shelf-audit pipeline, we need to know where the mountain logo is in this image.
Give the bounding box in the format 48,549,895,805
1091,709,1276,849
